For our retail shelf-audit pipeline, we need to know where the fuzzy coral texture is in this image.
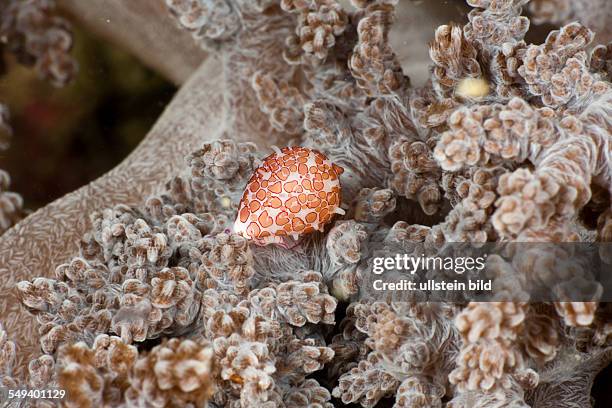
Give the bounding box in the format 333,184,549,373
1,0,612,407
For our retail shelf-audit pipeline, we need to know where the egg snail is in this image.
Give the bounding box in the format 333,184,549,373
233,146,345,247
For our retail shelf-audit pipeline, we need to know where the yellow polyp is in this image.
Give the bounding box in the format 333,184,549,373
456,77,490,99
220,196,232,209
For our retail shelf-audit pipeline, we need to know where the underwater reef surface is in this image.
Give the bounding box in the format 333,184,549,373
0,0,611,407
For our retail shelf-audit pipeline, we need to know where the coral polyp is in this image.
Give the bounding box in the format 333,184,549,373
234,146,344,245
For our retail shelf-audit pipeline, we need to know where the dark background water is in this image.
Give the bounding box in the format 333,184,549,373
0,25,175,210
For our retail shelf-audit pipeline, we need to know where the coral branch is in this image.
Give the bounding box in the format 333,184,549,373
58,0,206,84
